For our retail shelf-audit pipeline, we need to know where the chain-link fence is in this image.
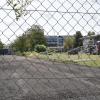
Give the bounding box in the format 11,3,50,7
0,0,100,100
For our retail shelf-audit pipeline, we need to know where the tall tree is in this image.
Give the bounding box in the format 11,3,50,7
10,25,46,52
29,25,46,50
74,31,83,48
0,40,4,49
64,36,75,50
95,34,100,41
88,31,95,36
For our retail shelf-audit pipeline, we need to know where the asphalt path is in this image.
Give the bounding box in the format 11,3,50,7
0,55,100,100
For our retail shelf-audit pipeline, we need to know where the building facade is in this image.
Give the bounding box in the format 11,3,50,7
45,36,64,47
45,36,65,51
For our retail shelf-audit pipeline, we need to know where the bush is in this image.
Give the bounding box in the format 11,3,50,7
15,51,26,56
34,45,46,53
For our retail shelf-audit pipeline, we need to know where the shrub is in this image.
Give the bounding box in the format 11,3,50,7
15,51,26,56
34,45,46,53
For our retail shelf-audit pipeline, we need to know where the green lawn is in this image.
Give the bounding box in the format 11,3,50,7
24,52,100,67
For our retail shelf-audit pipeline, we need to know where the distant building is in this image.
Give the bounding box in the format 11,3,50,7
45,36,66,51
45,36,64,47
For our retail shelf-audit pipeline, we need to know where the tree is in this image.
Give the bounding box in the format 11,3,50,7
74,31,83,48
18,34,26,52
88,31,95,36
28,25,47,50
95,34,100,41
0,40,4,49
25,34,32,51
64,36,75,50
7,0,32,20
11,25,46,52
11,34,26,52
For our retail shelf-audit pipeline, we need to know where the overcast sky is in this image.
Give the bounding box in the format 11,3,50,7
0,0,100,44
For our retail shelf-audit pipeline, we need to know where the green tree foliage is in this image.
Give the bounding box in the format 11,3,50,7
95,34,100,41
0,40,4,49
64,36,75,50
7,0,32,20
11,25,46,52
11,34,26,52
30,25,47,50
88,31,95,36
74,31,83,48
34,45,46,53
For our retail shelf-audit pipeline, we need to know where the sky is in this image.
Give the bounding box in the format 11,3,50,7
0,0,100,44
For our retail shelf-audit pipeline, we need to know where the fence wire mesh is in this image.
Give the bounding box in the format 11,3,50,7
0,0,100,100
